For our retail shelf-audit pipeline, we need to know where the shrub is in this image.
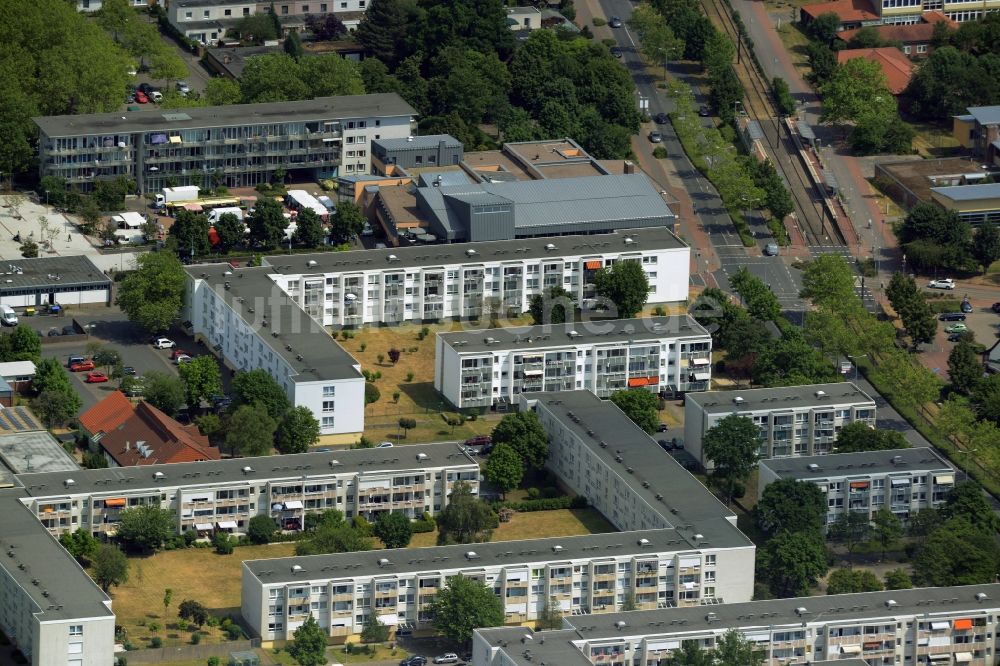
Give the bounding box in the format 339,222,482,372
208,658,221,666
496,496,588,512
206,616,220,628
183,530,197,546
412,512,436,533
364,383,381,404
212,532,234,555
116,657,128,666
592,16,606,25
653,147,669,159
190,632,201,645
392,391,401,403
176,619,188,631
526,487,541,500
150,637,162,648
417,326,430,340
405,371,415,382
147,622,160,633
225,624,243,640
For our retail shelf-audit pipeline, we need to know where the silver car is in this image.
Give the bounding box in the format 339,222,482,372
648,130,663,143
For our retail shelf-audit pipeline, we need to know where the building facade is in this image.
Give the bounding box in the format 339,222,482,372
33,93,415,193
435,317,712,409
473,584,1000,666
684,384,877,469
0,256,112,309
15,445,479,539
261,227,690,327
371,134,464,174
758,447,956,527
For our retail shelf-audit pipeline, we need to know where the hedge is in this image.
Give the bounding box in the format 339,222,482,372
495,496,589,512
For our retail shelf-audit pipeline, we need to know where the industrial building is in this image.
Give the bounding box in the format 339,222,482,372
0,255,112,308
758,447,956,527
684,384,877,469
434,317,712,409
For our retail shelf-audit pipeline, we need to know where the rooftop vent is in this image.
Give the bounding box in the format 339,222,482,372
807,463,821,472
638,538,651,546
378,558,391,567
466,248,478,256
795,607,809,616
63,479,75,488
329,459,341,467
387,254,398,262
545,243,556,251
242,466,254,474
307,260,318,268
552,545,563,553
892,455,903,464
815,390,827,398
568,330,579,338
615,621,627,629
885,599,897,608
624,237,635,245
465,551,480,560
705,612,717,622
416,453,428,461
733,396,744,404
291,565,303,573
976,592,989,602
153,471,165,480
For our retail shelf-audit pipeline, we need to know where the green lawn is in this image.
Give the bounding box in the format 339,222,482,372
408,508,615,548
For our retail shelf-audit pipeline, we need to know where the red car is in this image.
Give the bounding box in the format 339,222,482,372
170,348,189,360
85,372,109,383
69,360,95,372
135,91,148,104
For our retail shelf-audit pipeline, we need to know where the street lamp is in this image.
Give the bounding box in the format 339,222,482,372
847,354,864,382
956,449,978,482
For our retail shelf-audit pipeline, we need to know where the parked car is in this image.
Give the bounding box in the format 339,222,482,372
433,655,459,664
699,105,711,117
137,82,154,95
377,441,394,448
658,439,672,452
653,112,668,124
67,355,86,368
152,337,176,349
123,366,136,375
648,130,663,143
400,657,427,666
763,242,779,256
939,313,966,322
174,354,192,365
70,360,95,372
135,91,148,104
464,435,492,447
945,323,968,333
150,91,163,103
85,372,109,383
176,81,190,96
61,325,75,336
170,348,189,359
47,328,60,337
947,333,965,342
928,278,955,290
961,297,973,313
657,423,669,432
610,46,623,58
609,15,622,26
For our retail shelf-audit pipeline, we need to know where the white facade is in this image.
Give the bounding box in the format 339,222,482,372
684,384,877,469
168,0,258,43
434,317,712,409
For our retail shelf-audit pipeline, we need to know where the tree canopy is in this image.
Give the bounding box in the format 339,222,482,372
275,406,321,454
232,369,291,419
702,415,760,505
834,421,910,453
491,411,548,470
593,260,650,319
116,252,186,333
430,575,505,644
288,615,328,666
373,511,413,549
226,404,277,457
759,530,828,598
826,568,883,595
609,389,660,434
482,443,524,497
436,481,498,544
92,544,130,593
117,505,175,553
756,479,826,537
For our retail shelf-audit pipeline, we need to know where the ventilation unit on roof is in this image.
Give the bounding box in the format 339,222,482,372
694,533,704,540
638,538,650,546
329,459,341,467
615,621,627,629
807,463,821,472
466,248,478,256
624,237,635,245
892,455,902,464
795,607,809,616
153,471,165,480
64,479,75,488
291,565,303,573
815,390,827,398
465,551,480,560
885,599,897,608
568,330,579,338
387,254,398,262
416,453,428,461
733,396,744,404
378,558,391,567
552,545,563,553
976,592,989,602
307,260,318,268
545,243,556,251
242,466,254,474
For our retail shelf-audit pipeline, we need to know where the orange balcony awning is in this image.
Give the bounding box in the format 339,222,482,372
849,481,869,489
953,619,973,631
584,260,602,270
628,376,659,387
104,498,126,507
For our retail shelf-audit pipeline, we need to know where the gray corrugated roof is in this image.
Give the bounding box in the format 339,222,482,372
34,93,416,137
438,316,709,354
760,447,952,480
967,105,1000,126
686,383,874,414
931,183,1000,201
373,134,463,151
0,255,111,292
16,443,476,497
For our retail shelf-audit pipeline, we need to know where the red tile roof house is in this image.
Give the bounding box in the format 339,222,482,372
836,12,957,58
78,392,221,467
836,46,916,95
800,0,880,30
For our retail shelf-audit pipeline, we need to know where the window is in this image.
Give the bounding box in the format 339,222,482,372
917,44,928,53
322,416,335,428
203,9,209,17
69,626,83,636
184,10,192,18
323,400,335,413
224,8,231,15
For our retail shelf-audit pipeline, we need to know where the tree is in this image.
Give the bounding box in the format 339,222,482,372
32,358,72,394
609,389,660,434
536,596,564,630
629,3,685,81
886,271,919,315
247,515,277,545
232,369,291,419
373,511,413,549
729,266,781,321
306,13,347,40
143,372,186,417
713,629,765,666
940,481,1000,534
430,575,505,644
826,568,883,595
6,325,40,362
233,13,280,44
19,240,38,258
295,522,371,555
482,443,524,498
93,348,121,374
59,529,99,564
896,290,937,348
808,11,841,43
276,406,320,454
398,417,416,439
32,389,81,428
949,340,983,395
328,201,365,243
490,411,548,470
117,505,175,553
593,260,649,319
388,348,401,364
834,421,909,452
870,506,903,561
884,568,913,590
247,196,287,250
355,0,413,67
528,285,576,325
204,77,243,106
828,511,871,564
178,356,222,408
753,335,840,387
169,210,211,259
760,530,828,598
971,373,1000,423
436,481,498,544
283,29,304,60
226,404,278,457
665,641,713,666
702,415,760,506
212,531,234,555
116,252,186,333
178,599,209,627
908,507,942,537
163,588,173,615
293,208,324,248
214,212,245,253
92,545,129,593
361,613,390,645
756,479,826,537
913,517,1000,585
800,253,858,309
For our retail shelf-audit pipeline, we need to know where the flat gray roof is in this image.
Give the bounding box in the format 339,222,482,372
526,391,748,549
373,135,463,151
931,183,1000,202
0,488,113,622
16,442,477,498
967,105,1000,126
34,93,415,137
186,266,362,383
261,227,687,275
438,316,710,354
479,627,594,666
0,255,111,292
0,431,79,474
760,447,953,479
686,383,874,414
244,528,720,585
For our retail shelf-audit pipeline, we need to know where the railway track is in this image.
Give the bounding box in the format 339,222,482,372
698,0,847,247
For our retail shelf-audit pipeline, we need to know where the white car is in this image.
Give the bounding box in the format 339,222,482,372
928,278,956,290
152,337,176,349
176,81,190,96
173,354,192,365
377,441,394,448
433,655,459,664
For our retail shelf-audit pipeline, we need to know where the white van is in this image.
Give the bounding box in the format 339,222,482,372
0,305,18,326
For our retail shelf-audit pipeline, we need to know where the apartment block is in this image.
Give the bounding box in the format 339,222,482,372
168,0,368,42
435,316,711,409
261,227,690,327
33,93,415,194
14,445,479,539
759,447,956,527
473,584,1000,666
242,528,754,644
684,384,877,469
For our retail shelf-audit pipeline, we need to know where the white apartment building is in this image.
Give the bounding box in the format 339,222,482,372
262,227,690,327
241,528,754,644
184,264,366,438
434,316,712,409
684,383,877,469
0,490,115,666
473,584,1000,666
758,447,956,527
169,0,258,44
15,445,479,539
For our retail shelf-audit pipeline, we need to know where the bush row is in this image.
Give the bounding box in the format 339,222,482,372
494,496,589,512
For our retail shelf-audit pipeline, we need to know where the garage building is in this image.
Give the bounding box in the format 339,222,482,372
0,255,112,308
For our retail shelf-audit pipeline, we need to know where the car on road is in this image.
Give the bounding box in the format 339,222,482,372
658,439,673,451
433,655,459,664
961,297,973,313
763,242,779,256
648,130,663,143
135,91,148,104
170,348,190,360
939,312,966,321
174,354,192,365
62,325,75,336
400,657,427,666
609,15,622,27
928,278,955,290
653,112,668,124
85,372,109,383
945,323,968,333
377,441,394,448
699,105,711,117
176,81,190,96
464,435,492,447
70,360,95,372
152,337,176,349
68,355,86,367
610,45,622,58
123,366,136,375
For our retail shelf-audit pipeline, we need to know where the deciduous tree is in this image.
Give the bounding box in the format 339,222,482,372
92,544,129,592
275,406,320,454
870,506,904,561
702,415,760,506
483,443,524,498
729,266,781,321
828,511,871,564
247,515,277,545
593,260,649,319
143,371,185,417
431,575,505,644
609,389,660,434
436,481,498,544
760,530,828,598
826,568,883,595
713,629,765,666
756,479,826,537
361,613,390,645
373,511,413,549
116,252,186,332
32,389,81,428
328,201,365,243
884,568,913,590
247,196,287,250
178,356,222,408
226,404,277,457
973,221,1000,271
913,517,1000,585
949,341,983,395
214,212,245,253
528,286,576,325
834,421,910,453
232,368,290,419
117,505,175,553
491,411,548,469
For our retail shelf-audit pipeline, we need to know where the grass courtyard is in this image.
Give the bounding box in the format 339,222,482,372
408,507,616,548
